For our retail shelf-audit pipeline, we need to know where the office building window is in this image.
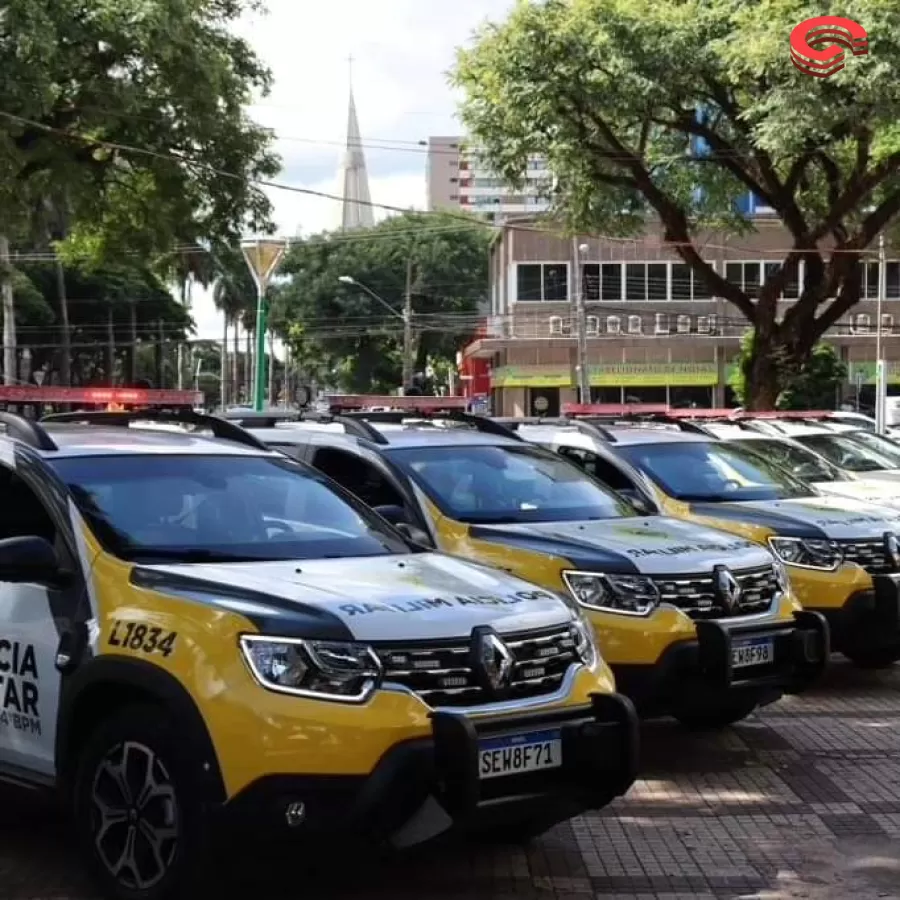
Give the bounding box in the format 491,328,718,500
725,261,763,298
857,261,900,299
516,263,569,301
624,263,668,301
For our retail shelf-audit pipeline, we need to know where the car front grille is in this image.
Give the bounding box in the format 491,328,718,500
374,623,579,708
836,538,896,575
652,565,779,619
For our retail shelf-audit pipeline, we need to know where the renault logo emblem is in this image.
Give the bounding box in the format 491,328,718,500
713,565,742,613
885,532,900,571
472,628,514,695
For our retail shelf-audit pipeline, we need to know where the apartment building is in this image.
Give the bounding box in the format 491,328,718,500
425,136,551,220
460,217,900,416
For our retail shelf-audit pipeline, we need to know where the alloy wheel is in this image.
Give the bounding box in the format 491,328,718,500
90,740,180,891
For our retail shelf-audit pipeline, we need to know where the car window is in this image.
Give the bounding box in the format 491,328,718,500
792,433,897,472
848,431,900,467
556,446,635,491
49,454,412,562
614,440,814,502
733,438,847,482
385,443,635,524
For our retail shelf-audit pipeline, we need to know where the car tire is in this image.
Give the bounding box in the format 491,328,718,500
843,647,900,669
71,704,212,900
672,696,760,731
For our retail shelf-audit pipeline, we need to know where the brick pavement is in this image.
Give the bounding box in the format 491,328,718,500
1,657,899,899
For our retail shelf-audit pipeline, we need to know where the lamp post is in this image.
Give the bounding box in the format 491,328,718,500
241,238,287,411
338,275,414,389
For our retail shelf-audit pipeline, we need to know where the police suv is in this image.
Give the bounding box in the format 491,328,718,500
0,409,637,900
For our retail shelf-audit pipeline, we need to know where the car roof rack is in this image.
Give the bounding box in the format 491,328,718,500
491,416,617,443
0,412,59,451
40,408,272,451
341,409,523,441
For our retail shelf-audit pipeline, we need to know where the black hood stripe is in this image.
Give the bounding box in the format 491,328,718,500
688,503,828,539
130,567,354,641
468,526,641,574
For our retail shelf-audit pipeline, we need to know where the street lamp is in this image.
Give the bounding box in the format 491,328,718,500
337,275,414,388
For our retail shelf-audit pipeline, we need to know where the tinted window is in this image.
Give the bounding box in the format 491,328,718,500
50,454,411,562
847,431,900,467
793,434,897,472
386,444,635,524
614,440,813,502
734,438,847,482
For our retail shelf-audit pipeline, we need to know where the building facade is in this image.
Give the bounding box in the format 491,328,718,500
461,218,900,416
426,136,552,221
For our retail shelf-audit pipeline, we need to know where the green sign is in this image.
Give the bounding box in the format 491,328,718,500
589,362,717,387
491,367,572,388
847,362,900,385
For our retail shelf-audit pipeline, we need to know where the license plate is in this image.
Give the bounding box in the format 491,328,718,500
732,637,774,669
478,729,563,780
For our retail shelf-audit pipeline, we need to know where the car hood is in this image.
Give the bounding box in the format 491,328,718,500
469,516,770,575
692,495,900,540
134,552,574,641
814,480,900,509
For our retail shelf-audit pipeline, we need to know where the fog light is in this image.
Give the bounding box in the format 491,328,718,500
284,801,306,828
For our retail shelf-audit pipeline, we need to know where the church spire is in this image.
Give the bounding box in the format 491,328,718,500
337,56,374,230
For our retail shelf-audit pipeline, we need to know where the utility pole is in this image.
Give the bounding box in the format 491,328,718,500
268,330,275,405
0,235,16,386
571,237,591,404
876,233,887,433
402,256,414,390
107,310,116,385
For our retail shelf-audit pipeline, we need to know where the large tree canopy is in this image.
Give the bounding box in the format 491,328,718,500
453,0,900,408
0,0,279,258
275,211,492,392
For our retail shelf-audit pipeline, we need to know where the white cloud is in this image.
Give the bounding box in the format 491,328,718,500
189,0,514,345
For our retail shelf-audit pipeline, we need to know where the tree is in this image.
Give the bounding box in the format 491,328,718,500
276,211,491,391
453,0,900,408
0,0,279,377
729,331,847,409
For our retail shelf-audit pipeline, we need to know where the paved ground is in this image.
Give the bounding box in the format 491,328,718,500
3,657,900,899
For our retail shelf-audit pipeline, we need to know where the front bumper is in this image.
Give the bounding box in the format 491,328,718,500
222,692,638,841
613,610,830,714
812,573,900,653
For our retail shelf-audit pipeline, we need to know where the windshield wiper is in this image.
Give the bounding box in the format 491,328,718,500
126,548,265,563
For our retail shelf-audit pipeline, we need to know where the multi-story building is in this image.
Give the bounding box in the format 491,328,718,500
425,136,551,221
460,216,900,416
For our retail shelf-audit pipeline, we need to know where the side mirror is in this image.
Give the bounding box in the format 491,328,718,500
373,504,409,526
619,488,657,515
0,536,58,582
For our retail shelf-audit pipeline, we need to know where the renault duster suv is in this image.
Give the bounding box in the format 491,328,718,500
512,417,900,670
235,407,828,731
0,410,637,900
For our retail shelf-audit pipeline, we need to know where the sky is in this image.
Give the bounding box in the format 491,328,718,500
189,0,514,343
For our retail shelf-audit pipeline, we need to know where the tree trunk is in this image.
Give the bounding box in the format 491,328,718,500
106,309,116,385
55,259,71,386
0,235,16,386
128,301,138,383
232,320,240,401
245,327,252,399
221,317,229,407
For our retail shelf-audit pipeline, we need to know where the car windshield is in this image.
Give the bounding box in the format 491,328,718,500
791,433,899,472
614,439,814,502
49,454,412,563
846,431,900,467
385,443,636,524
733,438,848,482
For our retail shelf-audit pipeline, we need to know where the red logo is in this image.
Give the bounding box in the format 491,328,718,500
790,16,868,78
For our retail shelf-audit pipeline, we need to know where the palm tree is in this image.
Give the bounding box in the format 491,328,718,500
211,248,255,404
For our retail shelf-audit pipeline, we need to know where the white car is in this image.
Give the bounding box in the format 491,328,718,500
696,422,900,509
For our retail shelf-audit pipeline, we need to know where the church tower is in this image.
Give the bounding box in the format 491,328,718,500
337,59,374,230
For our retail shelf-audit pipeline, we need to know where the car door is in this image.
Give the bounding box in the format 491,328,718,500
0,462,84,782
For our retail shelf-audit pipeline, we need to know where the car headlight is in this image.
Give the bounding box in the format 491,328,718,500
562,570,660,616
569,615,599,670
239,635,383,703
768,537,843,571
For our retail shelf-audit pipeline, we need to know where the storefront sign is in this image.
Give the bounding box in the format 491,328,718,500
491,367,572,388
588,362,718,387
847,362,900,385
